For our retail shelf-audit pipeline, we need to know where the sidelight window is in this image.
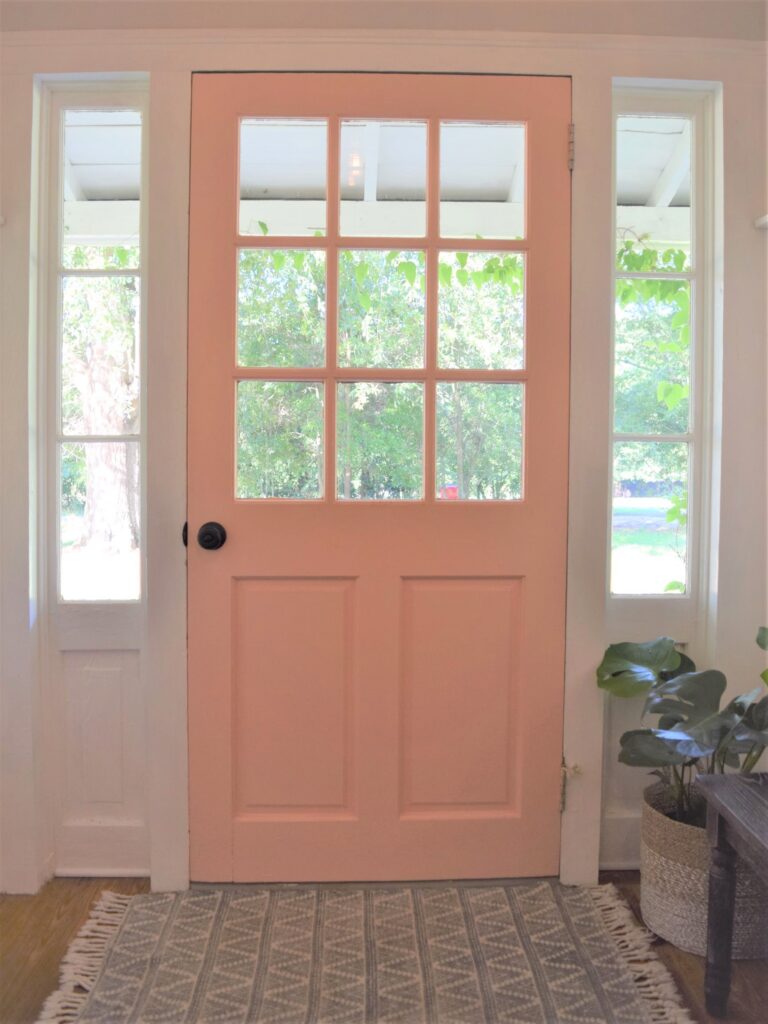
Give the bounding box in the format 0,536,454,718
610,100,706,597
53,102,145,601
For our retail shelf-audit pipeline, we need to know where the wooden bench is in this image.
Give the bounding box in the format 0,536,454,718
695,773,768,1018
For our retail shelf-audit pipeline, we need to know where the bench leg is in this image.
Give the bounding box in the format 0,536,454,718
705,814,737,1018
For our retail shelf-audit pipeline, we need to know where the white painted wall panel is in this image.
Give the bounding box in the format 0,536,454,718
56,650,148,873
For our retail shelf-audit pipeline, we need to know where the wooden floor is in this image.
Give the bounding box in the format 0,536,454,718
0,873,765,1023
601,872,768,1024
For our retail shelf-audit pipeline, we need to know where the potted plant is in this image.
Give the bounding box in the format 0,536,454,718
597,630,768,957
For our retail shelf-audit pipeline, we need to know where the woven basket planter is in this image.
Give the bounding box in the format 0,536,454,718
640,783,768,957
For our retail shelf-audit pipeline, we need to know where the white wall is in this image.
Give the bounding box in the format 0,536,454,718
0,22,765,891
0,1,764,42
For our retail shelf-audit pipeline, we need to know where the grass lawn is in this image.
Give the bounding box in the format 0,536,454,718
611,497,686,594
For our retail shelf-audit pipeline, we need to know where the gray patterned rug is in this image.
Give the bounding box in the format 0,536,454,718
39,882,693,1024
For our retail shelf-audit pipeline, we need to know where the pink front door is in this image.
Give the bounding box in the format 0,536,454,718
188,73,571,881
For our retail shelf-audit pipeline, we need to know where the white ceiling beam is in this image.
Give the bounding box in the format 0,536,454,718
63,157,85,201
645,122,690,208
363,122,380,203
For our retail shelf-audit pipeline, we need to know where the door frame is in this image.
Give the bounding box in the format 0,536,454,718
3,27,757,895
160,64,609,890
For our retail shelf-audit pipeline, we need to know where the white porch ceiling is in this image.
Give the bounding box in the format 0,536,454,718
63,111,691,209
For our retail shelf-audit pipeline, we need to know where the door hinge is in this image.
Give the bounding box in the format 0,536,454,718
560,758,582,812
568,123,575,173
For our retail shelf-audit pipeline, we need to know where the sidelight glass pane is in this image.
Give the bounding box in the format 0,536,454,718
61,276,140,435
60,441,141,601
237,249,326,368
440,122,525,239
337,382,423,500
338,250,425,368
438,252,525,369
62,245,140,270
615,115,692,272
611,441,689,595
62,109,142,269
239,118,327,237
436,382,524,500
618,115,696,272
340,120,427,236
236,381,324,499
614,279,690,435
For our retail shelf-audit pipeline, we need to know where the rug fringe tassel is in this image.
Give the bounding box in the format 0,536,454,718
589,884,697,1024
36,891,133,1023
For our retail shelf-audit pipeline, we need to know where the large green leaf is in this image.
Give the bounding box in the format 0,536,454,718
720,691,768,753
648,674,749,762
652,725,727,760
644,669,726,723
757,627,768,651
618,729,688,767
597,638,682,698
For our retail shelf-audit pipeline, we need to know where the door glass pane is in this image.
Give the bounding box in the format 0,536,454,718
438,252,525,369
338,250,425,368
616,115,692,272
61,276,140,434
614,279,690,434
611,441,689,595
60,441,140,601
239,119,327,237
440,122,525,239
237,249,326,368
236,381,324,499
337,382,423,500
436,383,523,500
62,109,141,269
340,120,427,237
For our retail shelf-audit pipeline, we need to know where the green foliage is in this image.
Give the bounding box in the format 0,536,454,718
664,581,686,593
62,244,139,270
237,249,326,368
611,242,692,593
236,381,323,499
596,637,685,699
337,382,423,499
437,382,523,500
597,634,768,825
61,444,87,516
438,253,524,370
613,243,690,487
234,230,690,510
666,492,687,527
235,232,527,499
616,239,689,274
614,275,690,438
759,628,768,684
338,250,425,368
60,256,140,521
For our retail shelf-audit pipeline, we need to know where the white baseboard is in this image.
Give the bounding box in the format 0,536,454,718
54,867,149,877
56,821,150,876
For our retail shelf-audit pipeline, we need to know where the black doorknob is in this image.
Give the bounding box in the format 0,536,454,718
197,522,227,550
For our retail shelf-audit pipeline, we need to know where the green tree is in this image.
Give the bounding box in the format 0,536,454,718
61,251,140,551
